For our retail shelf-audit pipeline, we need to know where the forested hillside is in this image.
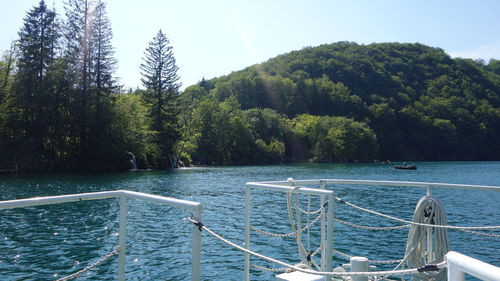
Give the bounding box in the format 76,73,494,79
178,42,500,164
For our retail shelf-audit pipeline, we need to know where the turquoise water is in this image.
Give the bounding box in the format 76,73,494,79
0,162,499,280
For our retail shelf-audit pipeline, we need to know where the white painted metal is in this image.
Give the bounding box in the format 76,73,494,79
118,194,127,281
0,190,122,210
244,186,252,281
324,192,335,281
319,180,326,271
244,183,336,281
246,182,336,197
446,251,500,281
350,257,368,281
251,179,500,192
0,190,202,281
191,204,203,281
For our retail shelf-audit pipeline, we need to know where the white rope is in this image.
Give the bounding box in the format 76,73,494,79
250,205,324,238
335,218,411,231
289,184,324,215
188,217,446,277
55,247,119,281
457,228,500,238
287,188,321,270
401,196,449,280
337,197,500,230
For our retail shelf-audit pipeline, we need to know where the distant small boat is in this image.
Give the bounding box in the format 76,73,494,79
395,163,417,170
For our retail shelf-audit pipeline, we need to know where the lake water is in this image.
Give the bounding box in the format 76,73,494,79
0,162,499,280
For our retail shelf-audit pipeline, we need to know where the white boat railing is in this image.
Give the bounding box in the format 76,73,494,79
0,190,203,281
447,251,500,281
245,181,337,281
245,179,500,281
256,178,500,192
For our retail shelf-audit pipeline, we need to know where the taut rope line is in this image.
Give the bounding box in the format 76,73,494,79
337,197,500,230
187,217,445,277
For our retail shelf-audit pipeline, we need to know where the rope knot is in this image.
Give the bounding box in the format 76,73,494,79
188,216,204,231
194,221,204,231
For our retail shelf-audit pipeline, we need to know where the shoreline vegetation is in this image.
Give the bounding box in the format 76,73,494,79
1,1,499,173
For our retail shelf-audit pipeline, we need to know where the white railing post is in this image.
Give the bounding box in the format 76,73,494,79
191,204,202,281
244,186,251,281
447,264,465,281
118,194,127,281
324,191,335,281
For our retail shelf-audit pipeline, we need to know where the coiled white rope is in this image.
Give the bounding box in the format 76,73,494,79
401,196,449,280
187,217,445,277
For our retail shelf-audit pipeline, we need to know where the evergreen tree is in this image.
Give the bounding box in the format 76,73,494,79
140,29,181,167
90,0,116,94
64,0,120,169
0,41,16,103
64,0,92,94
63,0,93,166
2,0,59,171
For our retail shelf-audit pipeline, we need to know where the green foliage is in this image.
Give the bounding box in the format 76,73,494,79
113,93,157,168
183,42,500,162
289,115,377,162
176,96,288,165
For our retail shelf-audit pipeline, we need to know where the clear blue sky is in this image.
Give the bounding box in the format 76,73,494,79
1,0,500,90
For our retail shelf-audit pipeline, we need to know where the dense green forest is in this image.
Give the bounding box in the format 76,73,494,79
0,0,180,172
178,43,500,165
1,1,500,172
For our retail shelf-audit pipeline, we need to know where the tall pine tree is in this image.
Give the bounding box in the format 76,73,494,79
140,30,181,168
64,0,119,170
90,0,116,94
0,41,16,103
2,0,59,171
